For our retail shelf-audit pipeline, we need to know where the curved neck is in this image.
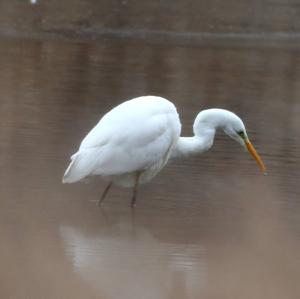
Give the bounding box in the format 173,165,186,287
171,109,232,159
171,131,216,159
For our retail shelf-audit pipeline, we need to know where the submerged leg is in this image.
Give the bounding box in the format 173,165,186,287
131,172,141,208
98,182,112,206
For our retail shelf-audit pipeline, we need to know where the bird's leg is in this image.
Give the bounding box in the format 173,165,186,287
131,172,141,208
98,182,112,206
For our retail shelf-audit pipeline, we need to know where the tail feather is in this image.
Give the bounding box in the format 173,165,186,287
62,150,100,183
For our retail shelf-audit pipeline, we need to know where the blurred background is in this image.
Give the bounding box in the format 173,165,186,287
0,1,300,298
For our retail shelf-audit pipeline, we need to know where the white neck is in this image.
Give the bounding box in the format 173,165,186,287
171,132,215,159
171,109,239,159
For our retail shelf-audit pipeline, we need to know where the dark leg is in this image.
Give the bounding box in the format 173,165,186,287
131,173,141,208
98,182,112,206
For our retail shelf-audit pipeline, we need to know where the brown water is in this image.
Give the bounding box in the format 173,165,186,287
1,20,300,299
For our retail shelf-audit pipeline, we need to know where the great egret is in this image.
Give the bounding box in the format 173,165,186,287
63,96,266,207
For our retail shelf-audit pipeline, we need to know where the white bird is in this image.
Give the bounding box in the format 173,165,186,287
63,96,266,207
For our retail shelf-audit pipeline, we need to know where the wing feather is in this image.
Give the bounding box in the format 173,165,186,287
63,96,181,183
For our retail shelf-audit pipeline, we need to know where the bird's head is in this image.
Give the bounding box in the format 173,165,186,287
194,108,266,174
222,112,266,174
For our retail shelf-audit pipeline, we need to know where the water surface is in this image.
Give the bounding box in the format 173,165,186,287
0,34,300,298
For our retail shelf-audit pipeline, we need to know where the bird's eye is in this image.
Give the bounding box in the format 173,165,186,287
237,131,245,137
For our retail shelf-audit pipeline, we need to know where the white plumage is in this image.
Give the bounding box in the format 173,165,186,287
63,95,266,206
63,96,181,188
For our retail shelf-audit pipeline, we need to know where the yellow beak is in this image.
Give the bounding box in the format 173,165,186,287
244,139,266,174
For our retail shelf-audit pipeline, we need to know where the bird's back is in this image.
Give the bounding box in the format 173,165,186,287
63,96,181,184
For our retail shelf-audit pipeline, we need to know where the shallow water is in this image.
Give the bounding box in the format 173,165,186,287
1,24,300,299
